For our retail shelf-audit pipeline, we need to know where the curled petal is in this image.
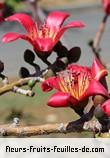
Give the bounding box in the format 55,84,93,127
91,58,108,81
82,80,109,99
54,21,85,44
63,21,85,29
48,92,70,107
101,99,110,116
5,13,38,38
41,77,60,92
2,32,32,43
45,11,70,28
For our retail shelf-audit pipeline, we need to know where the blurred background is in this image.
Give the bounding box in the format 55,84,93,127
0,0,110,137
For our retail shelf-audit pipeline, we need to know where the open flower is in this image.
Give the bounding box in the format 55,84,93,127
42,58,109,108
2,11,85,54
102,0,110,15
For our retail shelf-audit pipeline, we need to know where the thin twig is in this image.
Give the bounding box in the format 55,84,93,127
0,77,44,96
89,14,108,62
93,15,108,53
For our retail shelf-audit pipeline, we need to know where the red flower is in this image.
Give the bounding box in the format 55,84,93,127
42,58,109,108
2,11,85,54
102,0,110,15
101,99,110,116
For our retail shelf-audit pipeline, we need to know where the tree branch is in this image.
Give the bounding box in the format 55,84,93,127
0,76,44,96
0,120,101,137
0,123,67,137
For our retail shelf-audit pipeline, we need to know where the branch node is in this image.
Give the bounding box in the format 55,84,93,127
11,117,20,127
36,77,45,82
2,77,9,86
57,123,66,133
83,120,102,132
0,128,6,136
13,86,34,97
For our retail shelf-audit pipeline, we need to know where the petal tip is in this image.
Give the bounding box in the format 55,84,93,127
2,35,7,43
91,57,108,80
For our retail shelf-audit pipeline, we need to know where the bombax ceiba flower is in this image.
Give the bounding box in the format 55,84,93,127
42,58,109,108
2,11,85,55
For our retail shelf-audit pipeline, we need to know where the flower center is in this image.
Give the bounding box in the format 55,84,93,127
38,25,57,39
58,69,91,100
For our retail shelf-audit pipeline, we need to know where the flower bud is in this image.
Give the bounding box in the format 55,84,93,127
24,49,35,64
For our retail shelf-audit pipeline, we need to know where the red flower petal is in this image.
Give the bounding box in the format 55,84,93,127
64,21,85,29
5,13,38,38
102,0,110,14
48,92,70,107
101,99,110,116
91,58,108,81
2,32,32,43
41,77,60,92
82,80,109,99
45,11,70,28
54,21,85,44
